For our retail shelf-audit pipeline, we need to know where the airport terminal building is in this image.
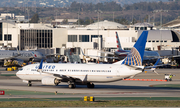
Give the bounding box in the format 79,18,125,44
0,20,180,59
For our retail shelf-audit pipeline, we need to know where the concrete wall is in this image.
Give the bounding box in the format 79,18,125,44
53,28,67,48
2,23,18,47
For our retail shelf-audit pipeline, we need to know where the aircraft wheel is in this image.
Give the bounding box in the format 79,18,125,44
54,78,60,86
28,81,32,87
55,83,59,86
87,83,94,88
69,84,76,89
28,83,32,87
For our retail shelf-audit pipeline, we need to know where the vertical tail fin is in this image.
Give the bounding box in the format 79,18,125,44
116,32,123,50
122,31,148,66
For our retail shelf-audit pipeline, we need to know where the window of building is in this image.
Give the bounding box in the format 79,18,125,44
135,27,139,30
91,35,102,43
0,23,2,41
4,34,12,41
79,35,89,42
20,29,52,50
124,48,132,50
145,48,151,51
68,35,77,42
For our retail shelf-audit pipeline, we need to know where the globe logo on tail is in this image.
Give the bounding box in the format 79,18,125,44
122,47,142,66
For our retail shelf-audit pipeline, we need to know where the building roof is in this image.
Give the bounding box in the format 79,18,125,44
85,20,127,29
162,18,180,28
138,30,172,40
55,19,78,23
132,22,153,28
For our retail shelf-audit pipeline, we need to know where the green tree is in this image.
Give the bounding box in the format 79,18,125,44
29,13,39,23
62,19,68,24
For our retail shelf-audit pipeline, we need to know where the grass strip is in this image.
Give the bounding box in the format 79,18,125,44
0,74,16,76
0,100,180,107
151,84,180,88
0,89,67,95
0,97,180,101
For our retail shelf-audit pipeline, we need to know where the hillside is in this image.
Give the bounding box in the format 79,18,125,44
1,0,169,7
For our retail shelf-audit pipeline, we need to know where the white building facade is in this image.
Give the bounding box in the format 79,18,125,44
0,20,180,58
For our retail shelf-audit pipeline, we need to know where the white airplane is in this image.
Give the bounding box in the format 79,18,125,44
0,50,46,63
16,31,148,89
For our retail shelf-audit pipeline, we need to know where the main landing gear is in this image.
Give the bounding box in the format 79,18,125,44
68,81,76,89
87,82,94,88
54,78,60,86
28,81,32,87
68,81,95,89
68,84,76,88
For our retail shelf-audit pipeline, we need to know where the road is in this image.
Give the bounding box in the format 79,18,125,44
0,69,180,99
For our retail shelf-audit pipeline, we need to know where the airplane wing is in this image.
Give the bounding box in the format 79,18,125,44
100,51,128,55
0,54,21,60
144,58,162,75
125,65,143,71
98,51,114,55
37,60,83,81
164,55,180,58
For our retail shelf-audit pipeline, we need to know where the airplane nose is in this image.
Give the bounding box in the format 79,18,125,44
16,71,21,78
16,71,19,77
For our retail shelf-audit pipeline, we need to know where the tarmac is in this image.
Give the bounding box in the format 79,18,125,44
0,68,180,100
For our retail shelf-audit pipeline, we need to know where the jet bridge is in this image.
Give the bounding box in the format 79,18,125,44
65,48,81,63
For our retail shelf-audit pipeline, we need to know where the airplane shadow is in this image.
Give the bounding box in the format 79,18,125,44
52,84,180,90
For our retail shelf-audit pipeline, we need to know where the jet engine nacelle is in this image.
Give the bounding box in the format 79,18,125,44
41,77,60,85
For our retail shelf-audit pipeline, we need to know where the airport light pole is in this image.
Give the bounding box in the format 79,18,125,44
113,12,114,22
152,10,168,51
95,10,103,51
4,11,9,47
77,11,80,27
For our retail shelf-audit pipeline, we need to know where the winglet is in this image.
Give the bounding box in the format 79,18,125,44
37,59,43,73
122,31,148,66
154,58,160,66
39,59,43,69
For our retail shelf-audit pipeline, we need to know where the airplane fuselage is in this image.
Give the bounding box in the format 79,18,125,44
16,63,143,83
0,50,45,62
